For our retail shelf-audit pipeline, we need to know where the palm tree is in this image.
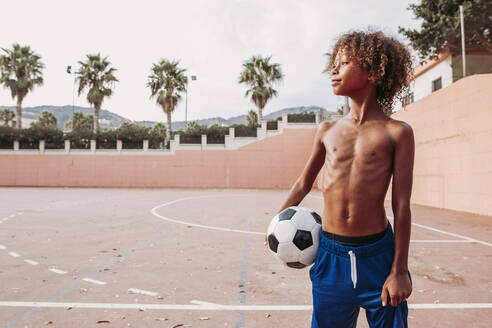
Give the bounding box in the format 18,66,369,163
75,54,118,134
239,55,283,124
31,110,58,129
0,108,16,127
147,59,187,142
64,112,94,132
246,109,259,127
0,44,44,129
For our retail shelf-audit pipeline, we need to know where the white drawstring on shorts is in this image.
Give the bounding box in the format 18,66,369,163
348,250,357,288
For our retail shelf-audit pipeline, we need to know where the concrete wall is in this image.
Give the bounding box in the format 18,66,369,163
0,127,320,190
388,73,492,216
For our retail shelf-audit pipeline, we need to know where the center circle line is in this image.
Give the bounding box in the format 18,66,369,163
150,194,264,235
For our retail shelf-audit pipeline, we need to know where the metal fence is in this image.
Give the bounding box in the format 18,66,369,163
266,121,278,130
180,135,202,144
207,135,225,144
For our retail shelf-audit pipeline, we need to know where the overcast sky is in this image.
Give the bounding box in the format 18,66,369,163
0,0,421,122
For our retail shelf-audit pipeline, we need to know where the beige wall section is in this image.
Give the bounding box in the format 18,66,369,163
0,128,319,190
1,74,491,216
387,73,492,216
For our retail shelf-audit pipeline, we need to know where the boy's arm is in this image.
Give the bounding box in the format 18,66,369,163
277,121,329,212
381,122,415,307
265,121,329,245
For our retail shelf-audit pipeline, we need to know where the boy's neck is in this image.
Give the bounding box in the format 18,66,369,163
347,89,386,125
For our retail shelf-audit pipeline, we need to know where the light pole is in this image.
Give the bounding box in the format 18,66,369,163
66,65,76,132
344,96,350,115
185,75,197,127
460,5,467,77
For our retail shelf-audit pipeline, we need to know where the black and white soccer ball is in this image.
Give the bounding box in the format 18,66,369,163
267,206,322,269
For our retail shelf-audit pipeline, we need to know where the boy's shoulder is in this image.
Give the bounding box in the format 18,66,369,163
386,118,413,133
315,119,336,136
385,118,414,146
319,119,336,130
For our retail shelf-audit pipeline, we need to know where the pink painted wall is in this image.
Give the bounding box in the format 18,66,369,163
2,74,490,216
387,74,492,216
0,128,319,190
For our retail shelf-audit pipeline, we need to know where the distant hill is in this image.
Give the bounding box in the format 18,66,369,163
0,105,128,130
0,105,336,131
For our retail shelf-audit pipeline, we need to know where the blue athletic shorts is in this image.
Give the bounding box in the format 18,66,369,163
309,221,412,328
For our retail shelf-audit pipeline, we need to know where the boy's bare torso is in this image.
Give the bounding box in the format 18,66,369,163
318,115,402,236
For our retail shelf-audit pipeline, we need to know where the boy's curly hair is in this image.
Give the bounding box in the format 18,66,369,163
325,30,413,116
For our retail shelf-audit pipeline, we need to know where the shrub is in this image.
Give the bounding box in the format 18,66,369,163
179,122,229,144
116,122,151,149
64,128,94,149
18,126,64,149
230,123,257,137
206,123,228,144
149,123,167,149
0,126,17,149
95,129,117,149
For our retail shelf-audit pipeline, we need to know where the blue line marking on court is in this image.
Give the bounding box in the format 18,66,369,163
236,199,249,328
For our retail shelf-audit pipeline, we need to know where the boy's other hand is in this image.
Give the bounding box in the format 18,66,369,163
264,234,268,247
381,272,412,307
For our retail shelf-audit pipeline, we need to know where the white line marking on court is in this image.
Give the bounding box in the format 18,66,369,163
0,245,6,250
308,195,492,247
0,301,490,310
410,303,492,309
82,278,107,285
49,268,66,275
10,214,16,218
410,221,492,247
190,300,223,306
151,195,487,244
8,252,20,258
127,288,158,297
151,195,264,235
24,259,39,266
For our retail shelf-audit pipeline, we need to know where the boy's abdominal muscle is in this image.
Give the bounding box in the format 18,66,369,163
318,124,393,237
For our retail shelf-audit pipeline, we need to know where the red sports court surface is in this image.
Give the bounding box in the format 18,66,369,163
0,187,491,327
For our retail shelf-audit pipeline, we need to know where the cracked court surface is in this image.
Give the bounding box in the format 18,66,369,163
0,187,491,327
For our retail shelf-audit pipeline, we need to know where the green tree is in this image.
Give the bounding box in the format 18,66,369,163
336,106,344,115
399,0,492,59
75,53,118,134
239,55,283,124
64,111,94,131
246,109,259,127
116,121,150,141
31,110,58,129
150,122,167,139
0,108,16,127
147,59,188,142
185,121,200,133
0,44,44,129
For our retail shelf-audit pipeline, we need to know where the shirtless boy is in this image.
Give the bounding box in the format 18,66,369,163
267,30,415,327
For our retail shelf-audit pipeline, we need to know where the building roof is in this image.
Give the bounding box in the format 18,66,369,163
412,52,451,79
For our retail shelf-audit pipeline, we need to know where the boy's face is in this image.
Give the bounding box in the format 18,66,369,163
330,48,371,97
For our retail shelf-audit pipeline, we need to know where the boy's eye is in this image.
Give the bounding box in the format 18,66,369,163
341,61,349,65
